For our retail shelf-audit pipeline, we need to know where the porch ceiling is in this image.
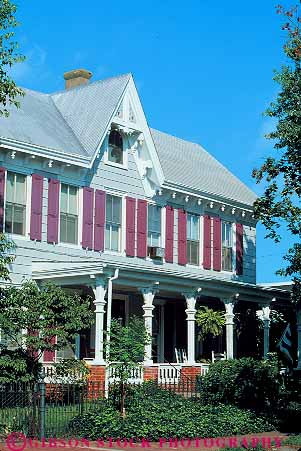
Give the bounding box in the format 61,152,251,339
32,260,290,304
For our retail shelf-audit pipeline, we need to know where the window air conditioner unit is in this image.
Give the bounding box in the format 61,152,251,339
148,246,165,259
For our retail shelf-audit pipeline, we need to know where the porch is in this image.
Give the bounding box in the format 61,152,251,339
33,263,294,382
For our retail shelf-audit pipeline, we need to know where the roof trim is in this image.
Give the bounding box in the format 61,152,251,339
0,137,90,167
163,181,255,210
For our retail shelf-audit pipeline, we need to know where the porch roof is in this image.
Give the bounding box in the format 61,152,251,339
32,260,290,304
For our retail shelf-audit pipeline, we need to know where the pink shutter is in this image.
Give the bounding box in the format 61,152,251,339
236,223,243,275
203,215,212,269
94,190,106,252
82,187,94,249
165,205,174,263
178,209,187,265
47,179,60,244
137,199,147,258
43,336,56,362
126,197,136,257
30,174,44,241
213,216,222,271
0,167,5,232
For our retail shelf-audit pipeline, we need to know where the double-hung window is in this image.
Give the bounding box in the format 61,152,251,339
5,172,27,236
60,184,78,244
187,213,200,265
147,204,161,247
222,221,233,271
105,194,122,251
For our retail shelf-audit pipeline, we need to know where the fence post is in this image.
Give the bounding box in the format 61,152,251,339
39,369,46,440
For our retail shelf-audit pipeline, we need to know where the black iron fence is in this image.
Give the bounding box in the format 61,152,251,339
0,375,202,439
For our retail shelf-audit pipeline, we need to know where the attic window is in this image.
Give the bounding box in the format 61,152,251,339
108,130,123,165
129,102,136,123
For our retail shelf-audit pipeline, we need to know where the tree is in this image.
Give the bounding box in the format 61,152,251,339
0,281,93,381
0,233,15,280
252,3,301,306
106,316,150,416
0,0,25,116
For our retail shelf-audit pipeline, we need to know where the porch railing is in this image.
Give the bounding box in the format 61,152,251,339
106,363,144,384
157,364,181,383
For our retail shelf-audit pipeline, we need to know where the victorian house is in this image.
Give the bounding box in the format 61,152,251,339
0,69,297,382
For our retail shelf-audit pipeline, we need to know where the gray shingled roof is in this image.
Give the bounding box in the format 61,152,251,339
151,128,257,206
0,89,86,156
51,73,131,155
0,73,131,157
0,72,256,206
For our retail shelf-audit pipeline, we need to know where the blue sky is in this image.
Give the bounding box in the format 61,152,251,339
12,0,293,283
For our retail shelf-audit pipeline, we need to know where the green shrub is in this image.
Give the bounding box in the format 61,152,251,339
69,383,274,440
198,357,280,410
283,435,301,446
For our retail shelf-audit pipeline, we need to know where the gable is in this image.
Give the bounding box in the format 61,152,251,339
51,73,131,156
91,77,165,197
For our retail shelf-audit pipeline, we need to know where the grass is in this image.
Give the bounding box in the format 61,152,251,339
0,401,101,437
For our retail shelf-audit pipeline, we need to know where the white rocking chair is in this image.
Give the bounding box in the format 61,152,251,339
175,348,188,364
211,351,226,362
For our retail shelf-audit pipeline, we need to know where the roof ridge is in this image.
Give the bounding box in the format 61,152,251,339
50,72,132,97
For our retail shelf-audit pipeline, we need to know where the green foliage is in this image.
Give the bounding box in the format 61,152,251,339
198,358,280,411
108,316,148,361
106,316,150,414
252,5,301,304
0,233,15,280
195,306,225,339
69,383,274,440
0,0,25,116
283,435,301,446
53,359,90,383
107,316,149,381
0,281,93,381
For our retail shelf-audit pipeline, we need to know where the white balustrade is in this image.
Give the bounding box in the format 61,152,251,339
106,363,144,384
158,364,181,383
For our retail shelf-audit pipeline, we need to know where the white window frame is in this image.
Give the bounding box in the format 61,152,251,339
186,213,201,267
58,183,80,247
221,221,234,273
104,130,128,170
104,191,123,254
4,171,30,240
147,203,162,248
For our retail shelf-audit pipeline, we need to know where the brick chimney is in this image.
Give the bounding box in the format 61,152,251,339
63,68,92,89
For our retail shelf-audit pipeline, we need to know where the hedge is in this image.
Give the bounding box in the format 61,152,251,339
69,383,275,440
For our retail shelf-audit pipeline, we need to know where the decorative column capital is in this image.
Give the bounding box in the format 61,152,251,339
140,285,159,305
256,304,271,325
222,296,238,326
182,288,201,304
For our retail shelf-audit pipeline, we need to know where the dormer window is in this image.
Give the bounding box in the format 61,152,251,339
108,130,123,165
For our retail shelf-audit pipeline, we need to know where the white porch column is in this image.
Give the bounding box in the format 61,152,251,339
141,287,158,365
92,277,107,365
297,309,301,370
256,305,271,359
223,298,237,360
183,292,198,365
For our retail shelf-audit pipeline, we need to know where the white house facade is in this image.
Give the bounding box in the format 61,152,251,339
0,69,298,383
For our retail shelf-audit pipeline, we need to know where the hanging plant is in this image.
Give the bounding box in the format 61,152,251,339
195,306,225,340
